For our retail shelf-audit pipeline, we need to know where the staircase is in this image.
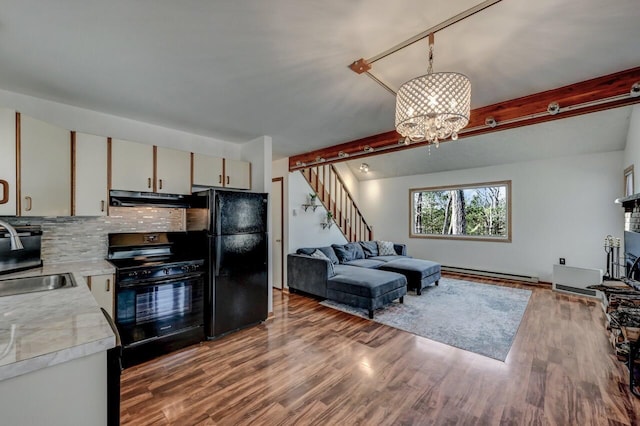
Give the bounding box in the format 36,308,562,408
300,164,373,242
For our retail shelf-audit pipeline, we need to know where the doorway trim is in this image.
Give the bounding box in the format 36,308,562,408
272,177,284,291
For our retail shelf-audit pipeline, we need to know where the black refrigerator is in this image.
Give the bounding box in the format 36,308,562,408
189,189,268,339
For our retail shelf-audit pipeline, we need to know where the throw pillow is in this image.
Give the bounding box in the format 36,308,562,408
346,242,365,260
317,247,340,265
296,247,339,264
332,244,354,263
360,241,378,257
310,249,335,276
377,240,396,256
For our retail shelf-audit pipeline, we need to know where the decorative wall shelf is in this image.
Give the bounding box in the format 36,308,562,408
321,221,333,230
301,203,319,212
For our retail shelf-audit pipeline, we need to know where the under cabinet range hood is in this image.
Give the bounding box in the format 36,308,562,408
109,190,192,208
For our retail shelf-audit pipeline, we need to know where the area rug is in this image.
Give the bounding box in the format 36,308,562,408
320,277,531,361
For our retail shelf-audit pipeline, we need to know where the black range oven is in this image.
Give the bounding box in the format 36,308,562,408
108,232,205,367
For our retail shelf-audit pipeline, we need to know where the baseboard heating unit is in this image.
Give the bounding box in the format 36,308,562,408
441,266,539,283
551,264,603,298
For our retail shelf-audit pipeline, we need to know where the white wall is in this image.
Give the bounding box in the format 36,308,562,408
0,88,242,158
624,105,640,193
288,171,347,252
359,151,624,282
333,162,360,204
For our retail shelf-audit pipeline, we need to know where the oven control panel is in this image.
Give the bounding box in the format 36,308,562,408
117,259,205,285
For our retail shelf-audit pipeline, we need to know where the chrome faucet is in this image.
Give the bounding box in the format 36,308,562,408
0,220,24,250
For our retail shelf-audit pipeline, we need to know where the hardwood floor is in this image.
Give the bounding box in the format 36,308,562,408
121,275,640,425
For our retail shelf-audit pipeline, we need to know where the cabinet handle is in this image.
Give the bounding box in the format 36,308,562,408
25,196,32,212
159,179,163,190
226,176,230,185
147,178,151,189
0,180,8,205
106,279,110,292
101,200,105,212
219,175,222,184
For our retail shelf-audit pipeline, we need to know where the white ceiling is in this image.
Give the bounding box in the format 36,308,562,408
0,0,638,162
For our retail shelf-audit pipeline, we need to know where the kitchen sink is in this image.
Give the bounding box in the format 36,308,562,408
0,273,77,297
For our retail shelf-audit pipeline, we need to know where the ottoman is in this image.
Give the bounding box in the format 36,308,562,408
379,258,441,295
327,265,407,319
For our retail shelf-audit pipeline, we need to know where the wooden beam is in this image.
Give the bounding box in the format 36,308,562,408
289,67,640,171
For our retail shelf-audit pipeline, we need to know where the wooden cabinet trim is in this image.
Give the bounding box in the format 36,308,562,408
190,152,194,189
222,158,226,187
152,145,158,192
106,138,111,215
0,180,8,204
71,131,76,216
15,112,21,216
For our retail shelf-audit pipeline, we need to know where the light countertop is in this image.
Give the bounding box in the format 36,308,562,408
0,260,116,381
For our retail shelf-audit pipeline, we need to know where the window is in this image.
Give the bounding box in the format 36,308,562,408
409,180,511,242
625,165,634,197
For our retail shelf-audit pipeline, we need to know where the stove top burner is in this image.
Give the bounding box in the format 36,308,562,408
107,232,205,284
111,258,205,286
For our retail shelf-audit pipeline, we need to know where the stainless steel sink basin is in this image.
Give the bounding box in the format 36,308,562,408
0,273,77,297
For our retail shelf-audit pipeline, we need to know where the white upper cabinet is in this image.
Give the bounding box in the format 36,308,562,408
19,114,71,216
193,153,224,187
74,132,108,216
225,159,251,190
192,154,250,190
110,139,154,192
0,109,16,216
155,147,191,194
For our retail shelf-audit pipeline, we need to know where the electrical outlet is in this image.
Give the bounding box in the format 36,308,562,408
559,258,566,265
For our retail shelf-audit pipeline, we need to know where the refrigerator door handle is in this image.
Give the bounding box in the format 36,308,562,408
214,237,222,277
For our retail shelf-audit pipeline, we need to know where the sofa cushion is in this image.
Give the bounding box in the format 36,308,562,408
380,258,441,278
368,255,409,262
328,266,407,298
310,249,335,276
359,241,378,257
296,246,339,264
343,258,385,269
332,242,364,263
348,242,365,260
377,240,396,256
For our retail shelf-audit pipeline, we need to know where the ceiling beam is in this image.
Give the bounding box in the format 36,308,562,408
289,66,640,171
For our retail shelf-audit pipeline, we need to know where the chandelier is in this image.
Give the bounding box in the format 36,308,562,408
395,34,471,147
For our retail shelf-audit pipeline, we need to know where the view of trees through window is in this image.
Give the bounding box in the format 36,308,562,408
410,181,511,240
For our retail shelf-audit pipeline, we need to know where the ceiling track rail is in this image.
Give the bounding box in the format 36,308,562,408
349,0,503,79
368,0,502,65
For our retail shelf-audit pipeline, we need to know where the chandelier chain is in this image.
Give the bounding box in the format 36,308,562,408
428,42,434,74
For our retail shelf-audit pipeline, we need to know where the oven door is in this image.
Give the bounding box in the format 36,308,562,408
115,274,204,347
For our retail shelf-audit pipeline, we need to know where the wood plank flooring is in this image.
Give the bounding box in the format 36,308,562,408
120,275,640,425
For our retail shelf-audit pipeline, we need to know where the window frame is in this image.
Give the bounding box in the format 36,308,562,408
408,180,512,243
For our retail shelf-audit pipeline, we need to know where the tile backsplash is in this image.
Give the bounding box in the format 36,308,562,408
1,207,185,264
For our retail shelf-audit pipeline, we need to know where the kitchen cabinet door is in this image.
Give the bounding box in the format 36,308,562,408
110,138,154,192
155,146,191,194
87,274,114,317
225,159,251,190
74,133,108,216
19,114,71,216
0,109,16,216
192,153,224,187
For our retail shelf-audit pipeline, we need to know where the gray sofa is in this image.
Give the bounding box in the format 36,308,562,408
287,241,441,318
